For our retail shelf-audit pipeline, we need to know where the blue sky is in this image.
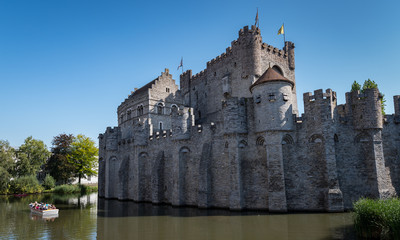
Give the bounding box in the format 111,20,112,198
1,0,399,148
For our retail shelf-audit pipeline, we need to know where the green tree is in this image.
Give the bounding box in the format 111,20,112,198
362,78,378,91
14,136,50,177
42,174,56,190
351,80,361,92
0,140,15,193
68,135,98,184
45,134,75,184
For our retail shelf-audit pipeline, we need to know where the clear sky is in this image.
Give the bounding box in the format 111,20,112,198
1,0,399,148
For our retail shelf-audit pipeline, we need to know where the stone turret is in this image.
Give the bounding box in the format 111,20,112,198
236,25,262,81
249,66,296,212
250,66,295,132
346,88,395,199
303,89,344,212
347,88,383,129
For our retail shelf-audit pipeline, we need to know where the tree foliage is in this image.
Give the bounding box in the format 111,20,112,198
68,135,98,184
351,80,361,92
9,175,43,194
14,136,50,177
362,78,378,91
42,174,56,190
0,140,15,193
45,134,75,184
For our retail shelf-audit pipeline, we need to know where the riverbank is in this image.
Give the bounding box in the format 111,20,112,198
1,183,97,196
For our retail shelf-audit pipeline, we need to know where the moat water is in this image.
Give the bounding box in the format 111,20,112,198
0,193,359,240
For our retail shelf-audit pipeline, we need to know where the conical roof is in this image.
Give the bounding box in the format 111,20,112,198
250,67,294,92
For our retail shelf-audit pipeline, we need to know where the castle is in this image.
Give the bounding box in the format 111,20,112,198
98,25,400,212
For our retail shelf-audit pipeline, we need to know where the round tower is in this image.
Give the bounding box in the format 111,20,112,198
250,66,295,133
237,25,262,80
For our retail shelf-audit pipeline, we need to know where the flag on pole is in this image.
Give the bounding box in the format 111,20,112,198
177,57,183,70
255,8,259,26
277,24,284,35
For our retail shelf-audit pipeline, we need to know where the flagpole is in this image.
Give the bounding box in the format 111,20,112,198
283,23,286,45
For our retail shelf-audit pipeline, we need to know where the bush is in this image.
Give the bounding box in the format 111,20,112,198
53,184,98,194
79,184,98,194
53,184,80,194
353,198,400,239
9,175,43,194
42,174,55,190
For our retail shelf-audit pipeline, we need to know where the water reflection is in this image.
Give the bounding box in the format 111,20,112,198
29,213,58,222
97,198,357,240
0,193,97,240
0,194,358,240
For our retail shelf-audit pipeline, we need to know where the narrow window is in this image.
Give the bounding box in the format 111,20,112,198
157,103,164,114
269,93,276,102
159,122,163,130
166,88,170,93
171,105,178,115
255,95,261,104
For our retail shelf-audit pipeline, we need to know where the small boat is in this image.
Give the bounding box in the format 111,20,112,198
29,203,59,216
14,193,28,197
30,208,59,216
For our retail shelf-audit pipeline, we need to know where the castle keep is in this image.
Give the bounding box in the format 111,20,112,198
98,25,400,212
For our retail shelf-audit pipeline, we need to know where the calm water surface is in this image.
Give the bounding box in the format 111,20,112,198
0,194,358,240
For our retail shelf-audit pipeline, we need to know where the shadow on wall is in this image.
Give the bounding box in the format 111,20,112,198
97,198,272,218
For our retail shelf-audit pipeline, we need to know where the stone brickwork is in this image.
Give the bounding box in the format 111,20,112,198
98,25,399,212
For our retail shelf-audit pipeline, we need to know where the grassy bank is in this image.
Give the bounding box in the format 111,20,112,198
53,184,98,194
353,198,400,239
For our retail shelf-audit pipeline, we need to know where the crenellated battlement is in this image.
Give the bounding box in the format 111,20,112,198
238,25,260,36
206,47,233,68
345,88,383,129
262,43,287,57
302,89,337,128
191,70,207,81
106,126,119,134
180,69,192,79
303,89,336,102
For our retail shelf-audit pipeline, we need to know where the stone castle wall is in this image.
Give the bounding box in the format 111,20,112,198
98,25,400,212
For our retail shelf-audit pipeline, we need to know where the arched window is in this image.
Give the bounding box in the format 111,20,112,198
238,140,247,148
157,103,164,115
272,65,284,76
309,134,324,143
171,104,178,115
256,136,265,146
282,134,294,145
159,122,163,130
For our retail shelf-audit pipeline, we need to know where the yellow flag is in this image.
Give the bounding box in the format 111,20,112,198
278,24,284,35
